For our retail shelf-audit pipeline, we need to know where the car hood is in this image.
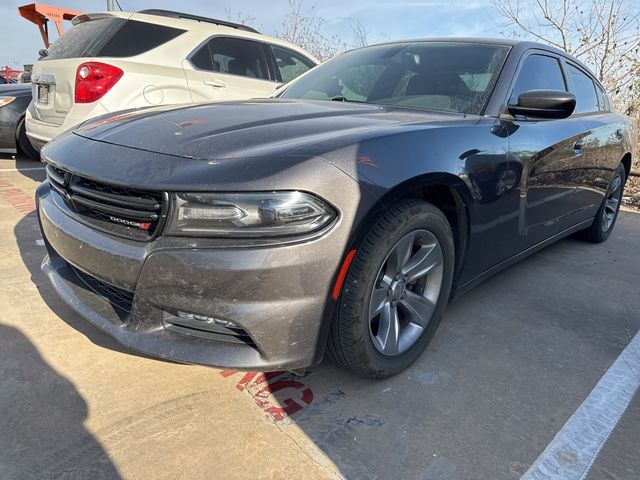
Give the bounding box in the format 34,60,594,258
73,98,472,161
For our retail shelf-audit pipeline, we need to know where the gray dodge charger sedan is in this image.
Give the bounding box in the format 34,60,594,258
36,38,634,378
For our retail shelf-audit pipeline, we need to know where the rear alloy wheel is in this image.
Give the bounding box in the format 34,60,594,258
578,163,626,243
327,199,455,379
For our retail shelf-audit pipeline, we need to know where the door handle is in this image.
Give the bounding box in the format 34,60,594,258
204,79,227,88
573,141,584,156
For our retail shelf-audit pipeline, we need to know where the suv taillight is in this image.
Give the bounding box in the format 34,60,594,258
75,62,123,103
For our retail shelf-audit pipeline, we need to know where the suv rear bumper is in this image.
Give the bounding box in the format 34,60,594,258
25,104,109,151
37,181,347,370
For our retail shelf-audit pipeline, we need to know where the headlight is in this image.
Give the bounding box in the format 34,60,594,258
166,191,337,237
0,97,16,107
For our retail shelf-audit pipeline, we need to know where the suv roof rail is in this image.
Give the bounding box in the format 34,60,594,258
138,9,260,34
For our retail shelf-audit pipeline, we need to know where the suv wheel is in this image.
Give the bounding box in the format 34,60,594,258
328,199,455,379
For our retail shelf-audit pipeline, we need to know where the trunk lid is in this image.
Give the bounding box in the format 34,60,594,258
31,58,87,125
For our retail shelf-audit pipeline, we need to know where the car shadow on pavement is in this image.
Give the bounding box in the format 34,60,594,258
0,151,45,183
0,323,122,479
255,212,640,480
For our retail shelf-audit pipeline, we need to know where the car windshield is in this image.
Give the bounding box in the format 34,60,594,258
280,42,510,115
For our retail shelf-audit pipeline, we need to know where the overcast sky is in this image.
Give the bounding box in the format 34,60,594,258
1,0,507,69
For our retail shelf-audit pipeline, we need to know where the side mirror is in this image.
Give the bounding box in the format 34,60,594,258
508,89,576,119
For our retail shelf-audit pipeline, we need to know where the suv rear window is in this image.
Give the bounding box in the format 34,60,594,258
43,17,185,60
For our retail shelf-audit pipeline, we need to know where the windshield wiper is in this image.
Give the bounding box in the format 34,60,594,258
330,96,368,103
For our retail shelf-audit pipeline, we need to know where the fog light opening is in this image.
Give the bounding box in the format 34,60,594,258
176,311,239,329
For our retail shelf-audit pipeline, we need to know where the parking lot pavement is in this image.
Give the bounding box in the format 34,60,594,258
1,152,639,480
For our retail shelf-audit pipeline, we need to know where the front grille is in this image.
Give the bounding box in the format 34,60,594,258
47,164,167,241
71,265,134,313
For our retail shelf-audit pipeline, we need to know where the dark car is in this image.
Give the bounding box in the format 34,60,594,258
0,75,17,84
0,83,38,159
36,38,634,379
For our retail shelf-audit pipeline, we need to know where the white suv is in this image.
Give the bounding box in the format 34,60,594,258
26,9,318,151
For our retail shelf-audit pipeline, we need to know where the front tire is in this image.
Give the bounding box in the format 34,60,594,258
327,199,455,379
578,163,626,243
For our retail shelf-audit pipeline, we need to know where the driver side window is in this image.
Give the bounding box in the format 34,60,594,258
511,54,566,104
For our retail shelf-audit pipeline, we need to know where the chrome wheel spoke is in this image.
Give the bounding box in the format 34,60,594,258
399,291,435,328
610,175,622,196
401,243,442,282
375,302,400,355
369,287,388,320
602,174,623,231
605,196,619,213
386,232,414,277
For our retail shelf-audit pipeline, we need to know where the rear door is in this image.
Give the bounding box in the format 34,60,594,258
505,52,590,250
30,15,128,126
184,36,279,102
563,63,627,223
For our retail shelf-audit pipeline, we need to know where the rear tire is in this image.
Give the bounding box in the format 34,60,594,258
16,118,39,161
578,163,626,243
327,199,455,379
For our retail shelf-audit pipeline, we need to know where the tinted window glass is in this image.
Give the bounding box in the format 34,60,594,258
595,84,608,111
272,45,316,83
45,17,126,60
44,18,184,60
568,64,599,113
511,54,566,103
281,43,510,115
97,21,184,57
208,37,270,80
190,43,213,71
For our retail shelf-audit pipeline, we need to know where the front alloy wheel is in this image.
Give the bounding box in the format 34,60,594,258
369,230,443,356
327,199,455,379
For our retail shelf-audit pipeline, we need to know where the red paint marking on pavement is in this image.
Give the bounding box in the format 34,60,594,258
220,370,314,421
0,179,36,214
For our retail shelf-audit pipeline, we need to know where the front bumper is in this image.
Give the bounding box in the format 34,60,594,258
36,180,357,370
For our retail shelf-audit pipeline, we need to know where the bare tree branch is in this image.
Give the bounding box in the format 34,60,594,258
492,0,640,114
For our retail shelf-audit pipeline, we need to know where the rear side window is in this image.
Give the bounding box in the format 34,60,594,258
191,37,271,81
96,21,185,57
595,84,609,111
271,45,316,83
567,64,599,113
511,54,566,103
43,18,184,60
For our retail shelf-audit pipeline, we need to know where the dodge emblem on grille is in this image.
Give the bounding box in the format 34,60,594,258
108,216,151,230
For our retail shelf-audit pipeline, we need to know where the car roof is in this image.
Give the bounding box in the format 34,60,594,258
77,11,319,64
354,37,598,82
